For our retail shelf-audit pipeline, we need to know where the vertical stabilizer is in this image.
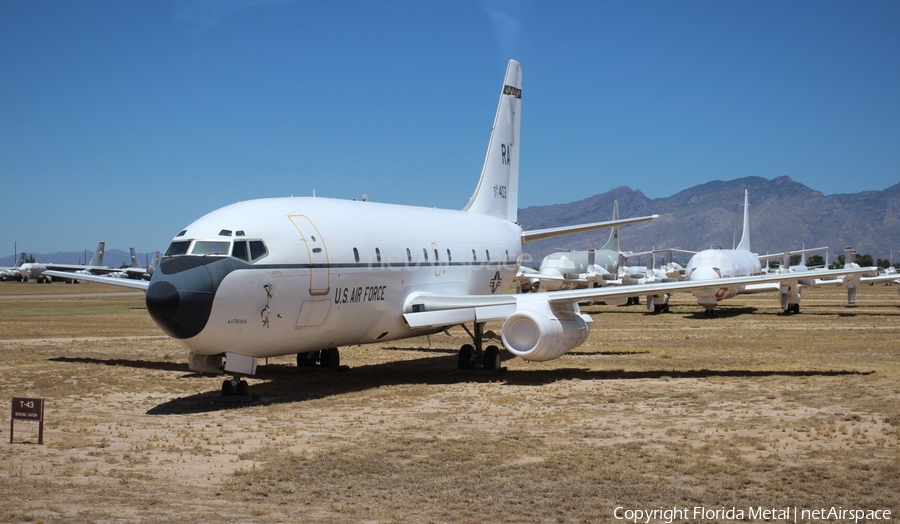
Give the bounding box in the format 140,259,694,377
599,200,621,252
463,60,522,222
129,248,139,268
89,242,105,267
736,190,750,252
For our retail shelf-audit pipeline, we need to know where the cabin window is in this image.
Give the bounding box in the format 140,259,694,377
165,240,191,257
447,249,452,263
249,240,268,261
434,249,440,263
472,249,477,262
219,229,233,237
406,248,412,263
232,241,249,261
423,248,428,262
236,230,245,236
485,250,491,262
353,248,360,263
375,248,382,263
505,250,509,262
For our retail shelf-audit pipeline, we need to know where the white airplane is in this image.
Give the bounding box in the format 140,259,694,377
19,241,108,283
0,253,25,282
518,201,637,292
684,191,867,315
108,249,159,280
841,247,900,298
0,253,27,281
46,60,874,395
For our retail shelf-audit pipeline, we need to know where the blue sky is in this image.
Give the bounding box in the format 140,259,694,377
2,0,899,255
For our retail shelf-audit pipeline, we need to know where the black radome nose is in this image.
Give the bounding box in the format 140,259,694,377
146,280,179,320
146,280,213,339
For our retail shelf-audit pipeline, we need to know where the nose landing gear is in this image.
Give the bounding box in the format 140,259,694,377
221,376,249,396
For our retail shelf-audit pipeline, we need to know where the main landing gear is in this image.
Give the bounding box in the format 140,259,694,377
457,322,503,372
782,304,801,314
296,347,341,369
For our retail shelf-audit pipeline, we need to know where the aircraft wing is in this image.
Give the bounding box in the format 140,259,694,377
402,266,874,329
43,270,150,291
522,215,658,242
622,247,697,259
757,246,828,262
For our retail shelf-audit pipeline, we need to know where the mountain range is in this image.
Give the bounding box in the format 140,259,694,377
2,176,898,268
518,176,900,265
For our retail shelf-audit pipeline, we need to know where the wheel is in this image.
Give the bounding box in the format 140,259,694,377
483,345,500,371
237,380,248,396
458,344,474,370
221,379,233,396
321,348,340,368
297,351,318,367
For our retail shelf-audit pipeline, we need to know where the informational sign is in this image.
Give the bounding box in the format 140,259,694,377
10,397,44,444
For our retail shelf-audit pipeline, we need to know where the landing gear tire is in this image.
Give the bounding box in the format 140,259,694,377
296,348,340,369
297,350,319,367
221,378,249,396
458,344,474,370
483,345,500,371
321,347,340,368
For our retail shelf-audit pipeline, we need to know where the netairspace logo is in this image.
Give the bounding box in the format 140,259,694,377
613,506,893,523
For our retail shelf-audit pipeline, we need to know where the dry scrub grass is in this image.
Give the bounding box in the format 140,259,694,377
1,281,899,523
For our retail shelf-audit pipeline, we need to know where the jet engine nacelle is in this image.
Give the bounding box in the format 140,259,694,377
501,305,592,362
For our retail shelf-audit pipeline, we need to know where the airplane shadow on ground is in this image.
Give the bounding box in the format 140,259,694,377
682,307,759,319
49,353,874,416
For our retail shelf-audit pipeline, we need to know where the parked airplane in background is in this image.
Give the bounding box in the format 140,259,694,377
0,253,26,281
517,201,637,292
18,241,108,283
108,249,159,281
841,247,900,298
684,191,863,315
46,61,874,395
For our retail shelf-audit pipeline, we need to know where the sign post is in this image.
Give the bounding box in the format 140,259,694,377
10,397,44,444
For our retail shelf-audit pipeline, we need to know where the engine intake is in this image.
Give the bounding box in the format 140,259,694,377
501,306,592,362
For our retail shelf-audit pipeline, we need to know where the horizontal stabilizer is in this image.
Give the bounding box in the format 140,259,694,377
523,215,658,243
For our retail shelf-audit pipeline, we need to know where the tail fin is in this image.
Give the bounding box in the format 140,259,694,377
463,59,522,222
736,190,750,252
129,248,139,268
147,251,160,278
89,242,105,267
599,200,621,252
14,252,25,268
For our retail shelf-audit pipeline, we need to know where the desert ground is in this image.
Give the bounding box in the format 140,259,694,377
1,280,898,523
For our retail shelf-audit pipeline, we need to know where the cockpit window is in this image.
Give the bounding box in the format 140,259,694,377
165,240,191,257
249,240,268,261
191,241,231,256
232,241,249,261
165,239,267,261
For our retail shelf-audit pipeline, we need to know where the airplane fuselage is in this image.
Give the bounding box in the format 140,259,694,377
146,197,524,359
686,248,762,305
